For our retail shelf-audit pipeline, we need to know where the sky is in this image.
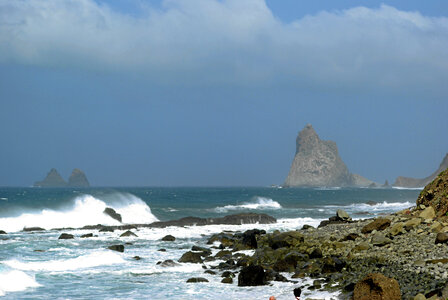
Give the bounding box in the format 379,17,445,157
0,0,447,187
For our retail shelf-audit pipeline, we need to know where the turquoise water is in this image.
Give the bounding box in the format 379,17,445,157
0,187,419,299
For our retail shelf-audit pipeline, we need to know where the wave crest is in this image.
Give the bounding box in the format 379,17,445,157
214,197,281,213
0,270,41,296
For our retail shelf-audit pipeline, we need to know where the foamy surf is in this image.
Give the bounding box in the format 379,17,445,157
0,193,158,232
0,270,41,296
214,197,281,213
3,251,125,272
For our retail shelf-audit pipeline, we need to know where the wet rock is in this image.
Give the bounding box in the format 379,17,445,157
58,233,74,239
361,218,391,234
238,265,267,286
34,249,45,252
103,207,122,223
204,270,216,275
321,256,346,273
192,246,212,256
161,235,175,242
80,233,93,238
435,232,448,244
99,227,114,232
157,259,180,267
133,256,142,260
179,251,203,263
221,277,233,284
120,230,138,237
215,250,232,259
158,248,166,252
22,227,45,232
221,271,235,278
0,230,6,234
108,245,124,252
186,277,208,283
241,229,266,249
353,273,401,300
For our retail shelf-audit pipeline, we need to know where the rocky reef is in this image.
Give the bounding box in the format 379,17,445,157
393,153,448,188
284,124,375,187
33,168,67,187
34,168,90,187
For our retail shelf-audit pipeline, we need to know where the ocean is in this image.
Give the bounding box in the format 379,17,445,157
0,187,420,299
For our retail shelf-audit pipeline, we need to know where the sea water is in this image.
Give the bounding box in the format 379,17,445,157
0,187,419,299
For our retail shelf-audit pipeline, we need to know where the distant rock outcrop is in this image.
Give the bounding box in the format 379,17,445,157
393,153,448,188
34,168,67,187
67,168,90,187
284,124,374,187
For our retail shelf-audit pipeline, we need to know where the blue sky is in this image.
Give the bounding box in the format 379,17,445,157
0,0,447,186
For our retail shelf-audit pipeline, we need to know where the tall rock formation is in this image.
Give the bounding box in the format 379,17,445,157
284,124,374,187
34,168,67,187
393,153,448,188
67,168,90,187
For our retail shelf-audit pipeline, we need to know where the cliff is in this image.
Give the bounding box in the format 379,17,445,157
393,153,448,188
284,124,374,187
67,168,90,187
416,166,448,218
34,168,67,187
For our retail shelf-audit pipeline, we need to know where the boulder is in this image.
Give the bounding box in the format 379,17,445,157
404,218,422,231
179,251,203,264
157,259,180,267
413,294,426,300
80,233,93,238
22,227,45,232
241,229,266,249
161,235,176,241
361,218,391,234
419,206,436,220
353,242,370,251
0,230,6,234
337,209,351,221
103,207,122,223
238,265,267,286
389,223,405,236
120,230,138,237
186,277,209,283
191,246,212,256
353,273,401,300
371,233,392,247
58,233,74,239
221,277,233,284
108,245,124,252
435,232,448,244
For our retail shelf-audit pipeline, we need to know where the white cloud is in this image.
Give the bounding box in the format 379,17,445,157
0,0,447,94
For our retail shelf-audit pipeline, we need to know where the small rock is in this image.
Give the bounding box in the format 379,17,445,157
108,245,124,252
158,248,166,252
133,256,142,260
435,232,448,244
404,218,422,231
157,259,179,267
186,277,209,283
204,270,216,275
389,223,405,236
361,218,391,234
120,230,138,237
353,242,369,251
99,227,114,232
301,224,314,230
371,233,391,246
161,235,175,242
221,277,233,284
430,222,443,233
80,233,93,238
58,233,74,240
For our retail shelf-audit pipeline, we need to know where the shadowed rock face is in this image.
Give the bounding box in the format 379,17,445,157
284,124,374,187
67,168,90,187
393,154,448,188
34,168,67,187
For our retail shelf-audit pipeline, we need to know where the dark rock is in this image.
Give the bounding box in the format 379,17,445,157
133,256,142,260
238,265,267,286
120,230,138,237
108,245,124,252
309,248,323,259
301,224,314,230
22,227,45,232
221,271,235,278
353,273,401,300
58,233,74,239
241,229,266,249
221,277,233,284
204,270,216,275
416,165,448,217
341,233,360,241
361,218,391,234
157,259,179,267
99,226,114,232
80,233,93,238
103,208,122,223
186,277,208,283
435,232,448,244
67,168,90,187
0,230,6,234
321,256,345,273
34,168,67,187
179,251,203,264
33,249,45,252
366,201,377,206
215,250,232,259
192,246,212,256
161,235,175,241
158,248,166,252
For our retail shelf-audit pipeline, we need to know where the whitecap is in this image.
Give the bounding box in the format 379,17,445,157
0,270,40,296
214,197,281,213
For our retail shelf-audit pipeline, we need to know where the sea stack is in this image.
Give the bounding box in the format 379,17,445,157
284,124,374,187
67,168,90,187
393,153,448,188
34,168,67,187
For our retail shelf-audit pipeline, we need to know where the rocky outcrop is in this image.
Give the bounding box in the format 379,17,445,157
34,168,67,187
393,154,448,188
67,168,90,187
416,167,448,218
284,124,374,187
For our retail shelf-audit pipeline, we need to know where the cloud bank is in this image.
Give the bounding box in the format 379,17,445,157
1,0,447,93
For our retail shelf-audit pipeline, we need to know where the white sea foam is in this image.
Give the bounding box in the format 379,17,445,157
214,197,281,213
3,251,125,272
324,201,412,211
0,193,158,232
392,186,424,190
0,270,41,296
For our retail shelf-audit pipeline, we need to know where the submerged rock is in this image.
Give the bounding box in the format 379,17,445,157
58,233,74,239
108,245,124,252
80,233,93,238
353,273,401,300
161,235,175,241
120,230,138,237
186,277,208,283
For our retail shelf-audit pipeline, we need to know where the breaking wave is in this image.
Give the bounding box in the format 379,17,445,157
0,193,158,232
214,197,282,213
0,270,41,296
